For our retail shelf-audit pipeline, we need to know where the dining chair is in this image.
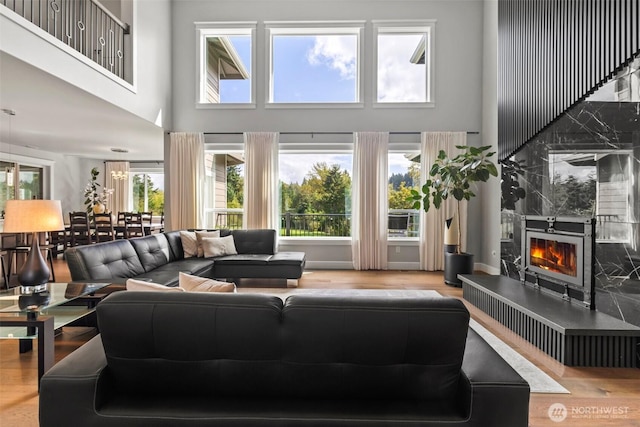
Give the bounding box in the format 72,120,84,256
93,213,115,243
124,212,144,238
0,250,9,289
114,212,127,239
48,230,68,258
140,211,153,235
68,211,92,246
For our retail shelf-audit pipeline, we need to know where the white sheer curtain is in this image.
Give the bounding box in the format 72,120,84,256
351,132,389,270
104,161,130,215
243,132,279,230
419,132,467,270
168,132,205,230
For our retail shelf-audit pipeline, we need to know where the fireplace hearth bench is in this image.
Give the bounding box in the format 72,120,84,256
460,274,640,367
65,229,306,287
39,292,530,426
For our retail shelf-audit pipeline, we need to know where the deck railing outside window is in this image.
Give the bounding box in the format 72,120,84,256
212,209,420,238
2,0,129,80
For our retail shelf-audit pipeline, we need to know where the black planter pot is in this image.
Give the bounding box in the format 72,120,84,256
444,252,474,287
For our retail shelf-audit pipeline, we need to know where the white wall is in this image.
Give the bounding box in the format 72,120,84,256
169,0,487,270
171,0,483,134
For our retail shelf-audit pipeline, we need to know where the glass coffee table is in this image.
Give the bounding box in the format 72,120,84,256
0,282,110,389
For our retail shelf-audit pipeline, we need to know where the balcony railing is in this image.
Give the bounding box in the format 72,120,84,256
2,0,129,80
212,210,420,238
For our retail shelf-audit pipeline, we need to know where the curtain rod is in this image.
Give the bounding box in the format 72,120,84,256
104,160,163,164
201,131,480,135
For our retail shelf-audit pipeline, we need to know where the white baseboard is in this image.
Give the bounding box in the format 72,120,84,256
475,262,500,275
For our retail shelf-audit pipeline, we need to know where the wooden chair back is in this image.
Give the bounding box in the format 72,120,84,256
93,213,115,243
68,211,92,246
124,212,144,238
140,211,153,234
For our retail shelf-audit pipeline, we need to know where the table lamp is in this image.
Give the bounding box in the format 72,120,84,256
3,200,65,293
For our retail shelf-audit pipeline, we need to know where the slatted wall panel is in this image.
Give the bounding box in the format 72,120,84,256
462,283,639,367
498,0,640,161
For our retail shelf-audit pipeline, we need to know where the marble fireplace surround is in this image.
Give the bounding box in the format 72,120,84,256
501,100,640,328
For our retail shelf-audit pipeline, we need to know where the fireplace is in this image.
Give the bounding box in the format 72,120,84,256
520,216,595,309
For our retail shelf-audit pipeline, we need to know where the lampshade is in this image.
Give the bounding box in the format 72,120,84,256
3,200,65,233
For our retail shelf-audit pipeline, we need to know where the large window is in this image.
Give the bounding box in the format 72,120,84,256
267,22,363,104
204,152,245,229
131,171,164,216
1,161,45,217
388,151,420,238
196,23,255,106
374,22,434,105
279,152,352,236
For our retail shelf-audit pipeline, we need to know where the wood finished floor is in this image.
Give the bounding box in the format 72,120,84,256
1,260,639,427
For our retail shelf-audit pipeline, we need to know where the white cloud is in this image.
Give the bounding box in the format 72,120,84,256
388,153,415,175
307,35,357,80
280,153,352,184
377,34,426,102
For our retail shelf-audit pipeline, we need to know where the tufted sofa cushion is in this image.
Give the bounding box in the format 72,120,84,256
98,291,284,396
65,239,145,282
280,295,470,400
129,234,172,272
229,229,276,255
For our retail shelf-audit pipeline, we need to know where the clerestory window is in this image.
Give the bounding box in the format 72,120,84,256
196,23,255,107
374,21,435,106
266,22,364,105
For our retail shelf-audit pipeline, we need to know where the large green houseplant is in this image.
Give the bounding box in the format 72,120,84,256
409,145,498,285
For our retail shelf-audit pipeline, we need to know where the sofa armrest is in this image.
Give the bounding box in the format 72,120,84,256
460,328,530,427
39,335,108,427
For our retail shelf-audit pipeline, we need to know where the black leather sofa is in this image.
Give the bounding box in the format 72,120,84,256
65,229,306,286
40,292,530,426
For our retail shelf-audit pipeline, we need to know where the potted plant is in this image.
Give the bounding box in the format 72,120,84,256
408,145,498,286
84,167,113,215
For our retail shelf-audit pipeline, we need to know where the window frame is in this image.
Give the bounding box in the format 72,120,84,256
203,149,246,229
129,166,164,216
195,22,257,109
387,148,420,240
0,152,53,207
373,20,436,108
278,148,354,239
265,21,365,108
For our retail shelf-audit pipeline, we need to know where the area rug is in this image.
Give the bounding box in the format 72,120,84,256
243,287,569,394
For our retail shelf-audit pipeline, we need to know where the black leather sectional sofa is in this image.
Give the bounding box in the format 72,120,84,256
65,229,306,286
40,291,530,426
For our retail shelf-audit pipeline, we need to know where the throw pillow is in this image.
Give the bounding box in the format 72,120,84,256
126,278,184,292
178,272,236,293
195,230,221,257
180,231,198,258
201,235,238,258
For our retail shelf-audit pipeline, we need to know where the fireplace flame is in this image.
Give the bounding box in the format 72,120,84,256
530,238,577,277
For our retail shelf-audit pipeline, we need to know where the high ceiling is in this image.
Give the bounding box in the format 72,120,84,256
0,52,165,161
